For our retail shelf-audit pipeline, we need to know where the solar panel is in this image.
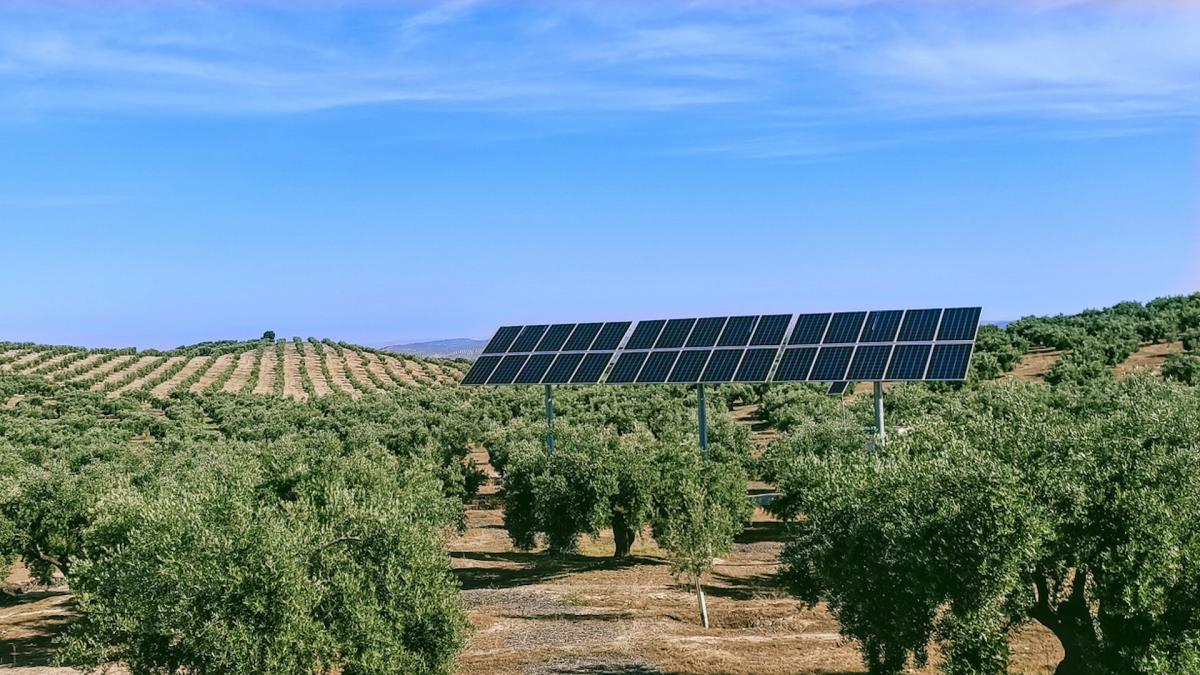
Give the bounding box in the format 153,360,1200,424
897,309,941,342
750,314,791,346
607,351,648,384
734,348,776,382
592,322,632,351
462,355,502,385
637,351,679,383
572,353,614,383
860,310,903,343
937,307,982,342
824,312,867,344
686,317,727,348
718,316,756,347
515,353,556,384
626,320,665,350
809,346,853,381
535,324,576,352
827,381,849,396
563,323,602,351
669,349,710,383
885,344,932,380
543,353,585,384
700,349,742,382
774,347,817,381
509,325,548,353
655,319,696,349
927,343,974,380
789,313,831,346
846,345,892,381
483,326,522,354
487,354,529,384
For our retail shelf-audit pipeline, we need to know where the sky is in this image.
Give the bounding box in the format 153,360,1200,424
0,0,1197,349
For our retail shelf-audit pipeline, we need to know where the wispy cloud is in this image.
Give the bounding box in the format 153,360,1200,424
0,1,1197,153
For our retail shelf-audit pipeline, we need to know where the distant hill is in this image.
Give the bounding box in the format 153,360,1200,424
384,338,486,359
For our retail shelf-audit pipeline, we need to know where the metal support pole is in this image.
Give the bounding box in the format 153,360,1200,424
873,381,885,445
544,384,555,457
697,384,708,459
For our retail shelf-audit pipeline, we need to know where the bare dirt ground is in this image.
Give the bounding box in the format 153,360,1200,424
50,354,103,381
151,356,209,398
322,350,361,399
191,354,234,394
222,350,259,394
1114,340,1184,377
360,352,400,390
341,350,382,395
252,349,278,396
2,395,23,410
404,358,434,385
381,355,417,385
70,355,131,383
301,345,334,397
23,353,77,376
92,356,160,392
110,356,183,398
1,352,43,373
281,342,308,401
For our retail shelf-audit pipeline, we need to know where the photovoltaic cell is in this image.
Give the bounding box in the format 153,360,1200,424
482,326,522,354
846,345,892,380
637,351,679,383
789,313,831,346
824,312,867,344
626,320,665,350
655,318,696,349
827,381,848,396
701,349,742,382
686,317,727,348
563,323,603,351
809,346,853,381
509,325,548,353
860,310,903,343
535,324,576,352
607,351,648,383
592,322,631,351
669,350,710,383
734,348,776,381
462,355,502,385
543,353,585,384
487,354,529,384
927,343,973,380
750,314,791,346
937,307,982,341
572,353,613,383
515,353,555,383
885,344,932,380
897,309,941,342
773,347,817,381
718,316,756,347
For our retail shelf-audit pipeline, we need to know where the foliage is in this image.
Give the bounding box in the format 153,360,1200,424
1163,353,1200,385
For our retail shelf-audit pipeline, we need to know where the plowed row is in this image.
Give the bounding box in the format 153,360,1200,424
0,340,467,400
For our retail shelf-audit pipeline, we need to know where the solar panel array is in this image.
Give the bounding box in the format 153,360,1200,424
462,307,981,386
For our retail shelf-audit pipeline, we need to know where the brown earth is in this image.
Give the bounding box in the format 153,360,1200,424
191,354,235,394
321,349,361,399
49,353,103,381
151,356,210,398
70,355,132,383
1,352,44,372
1114,340,1184,377
301,344,334,397
403,357,434,385
341,350,382,394
110,356,183,397
222,350,259,394
252,348,278,396
360,352,400,390
92,356,160,392
281,342,308,401
23,353,78,376
381,355,417,385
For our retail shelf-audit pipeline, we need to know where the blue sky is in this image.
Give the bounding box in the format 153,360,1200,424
0,1,1197,349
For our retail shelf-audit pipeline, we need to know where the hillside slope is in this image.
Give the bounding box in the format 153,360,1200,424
0,338,468,400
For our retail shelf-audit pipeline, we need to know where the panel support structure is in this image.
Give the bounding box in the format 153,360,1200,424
873,381,885,444
697,384,709,459
545,384,555,457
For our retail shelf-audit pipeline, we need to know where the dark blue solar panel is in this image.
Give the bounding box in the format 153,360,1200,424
592,322,631,351
483,326,522,354
543,353,585,383
562,323,603,351
626,320,665,350
487,355,529,384
885,344,932,380
809,346,853,381
655,319,696,349
927,343,973,380
462,355,502,385
607,351,648,383
860,310,903,343
515,353,556,383
846,345,893,380
750,314,792,346
789,313,831,345
509,325,548,353
668,350,710,383
637,351,679,383
823,312,867,344
827,381,849,396
937,307,982,341
734,348,776,382
897,309,941,342
686,317,727,348
718,316,756,347
700,349,742,382
773,347,817,381
535,324,576,352
571,353,613,383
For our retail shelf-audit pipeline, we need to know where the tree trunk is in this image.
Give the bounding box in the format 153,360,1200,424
611,512,634,559
1032,571,1103,675
695,578,709,629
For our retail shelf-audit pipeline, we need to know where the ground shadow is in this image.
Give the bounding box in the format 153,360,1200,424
733,519,788,545
453,550,662,591
0,591,74,668
702,569,787,601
